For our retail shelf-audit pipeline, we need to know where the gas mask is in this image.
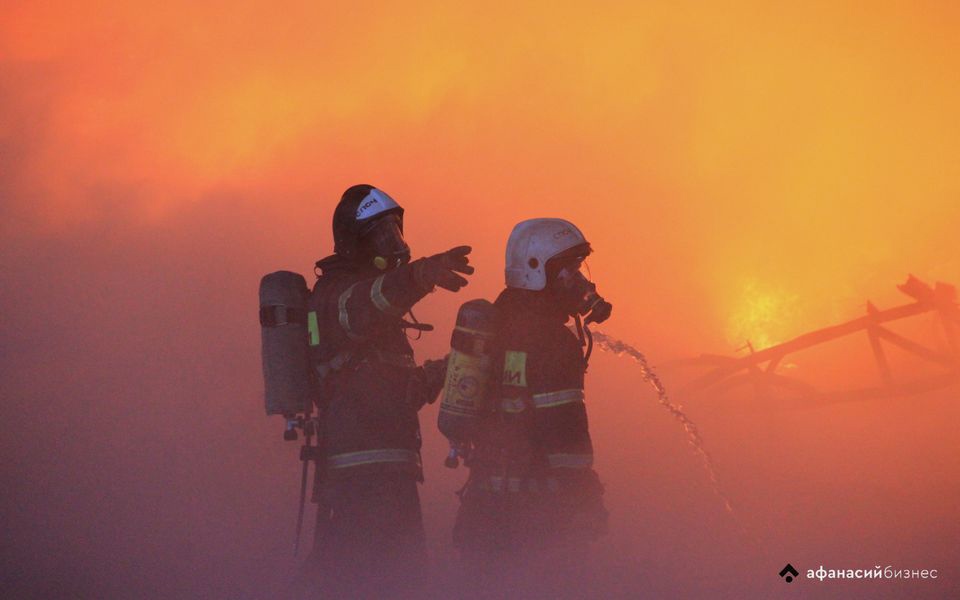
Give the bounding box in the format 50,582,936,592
553,260,613,325
359,213,411,270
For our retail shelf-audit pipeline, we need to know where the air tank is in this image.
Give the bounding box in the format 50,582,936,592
259,271,316,416
438,299,499,447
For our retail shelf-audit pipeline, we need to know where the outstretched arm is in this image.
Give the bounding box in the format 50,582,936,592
335,246,474,341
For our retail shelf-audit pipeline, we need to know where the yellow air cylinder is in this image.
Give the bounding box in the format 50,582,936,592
438,299,499,446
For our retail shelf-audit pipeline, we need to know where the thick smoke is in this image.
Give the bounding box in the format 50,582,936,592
3,2,960,598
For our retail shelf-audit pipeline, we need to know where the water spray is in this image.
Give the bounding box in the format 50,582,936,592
592,330,761,550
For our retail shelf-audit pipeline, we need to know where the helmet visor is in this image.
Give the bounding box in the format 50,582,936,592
361,214,410,268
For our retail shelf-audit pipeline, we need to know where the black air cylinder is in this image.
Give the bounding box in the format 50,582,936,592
259,271,315,416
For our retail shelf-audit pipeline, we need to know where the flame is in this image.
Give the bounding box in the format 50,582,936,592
725,279,801,350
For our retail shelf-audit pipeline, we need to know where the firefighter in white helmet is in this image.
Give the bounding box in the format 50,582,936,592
450,218,612,591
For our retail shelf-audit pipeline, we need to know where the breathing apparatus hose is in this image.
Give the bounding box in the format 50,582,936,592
584,325,594,365
574,314,595,367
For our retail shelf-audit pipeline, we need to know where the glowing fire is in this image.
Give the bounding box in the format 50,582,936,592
726,279,800,351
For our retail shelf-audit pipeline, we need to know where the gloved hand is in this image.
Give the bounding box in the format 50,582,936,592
407,357,448,410
412,246,474,292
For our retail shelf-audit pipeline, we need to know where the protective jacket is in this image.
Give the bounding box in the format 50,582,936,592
309,254,441,476
453,287,607,559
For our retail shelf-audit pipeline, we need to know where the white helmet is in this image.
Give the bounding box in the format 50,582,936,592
505,218,590,290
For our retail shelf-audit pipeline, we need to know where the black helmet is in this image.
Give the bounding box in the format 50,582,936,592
333,184,409,269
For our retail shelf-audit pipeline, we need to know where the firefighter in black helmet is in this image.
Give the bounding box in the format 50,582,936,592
302,184,473,598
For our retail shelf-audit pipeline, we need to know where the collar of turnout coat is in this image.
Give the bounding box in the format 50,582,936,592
495,287,571,326
315,253,379,278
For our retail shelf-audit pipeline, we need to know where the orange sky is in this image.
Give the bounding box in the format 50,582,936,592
4,1,959,350
2,2,959,597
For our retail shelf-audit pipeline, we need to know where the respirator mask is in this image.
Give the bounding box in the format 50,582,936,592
553,258,613,325
360,213,411,270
